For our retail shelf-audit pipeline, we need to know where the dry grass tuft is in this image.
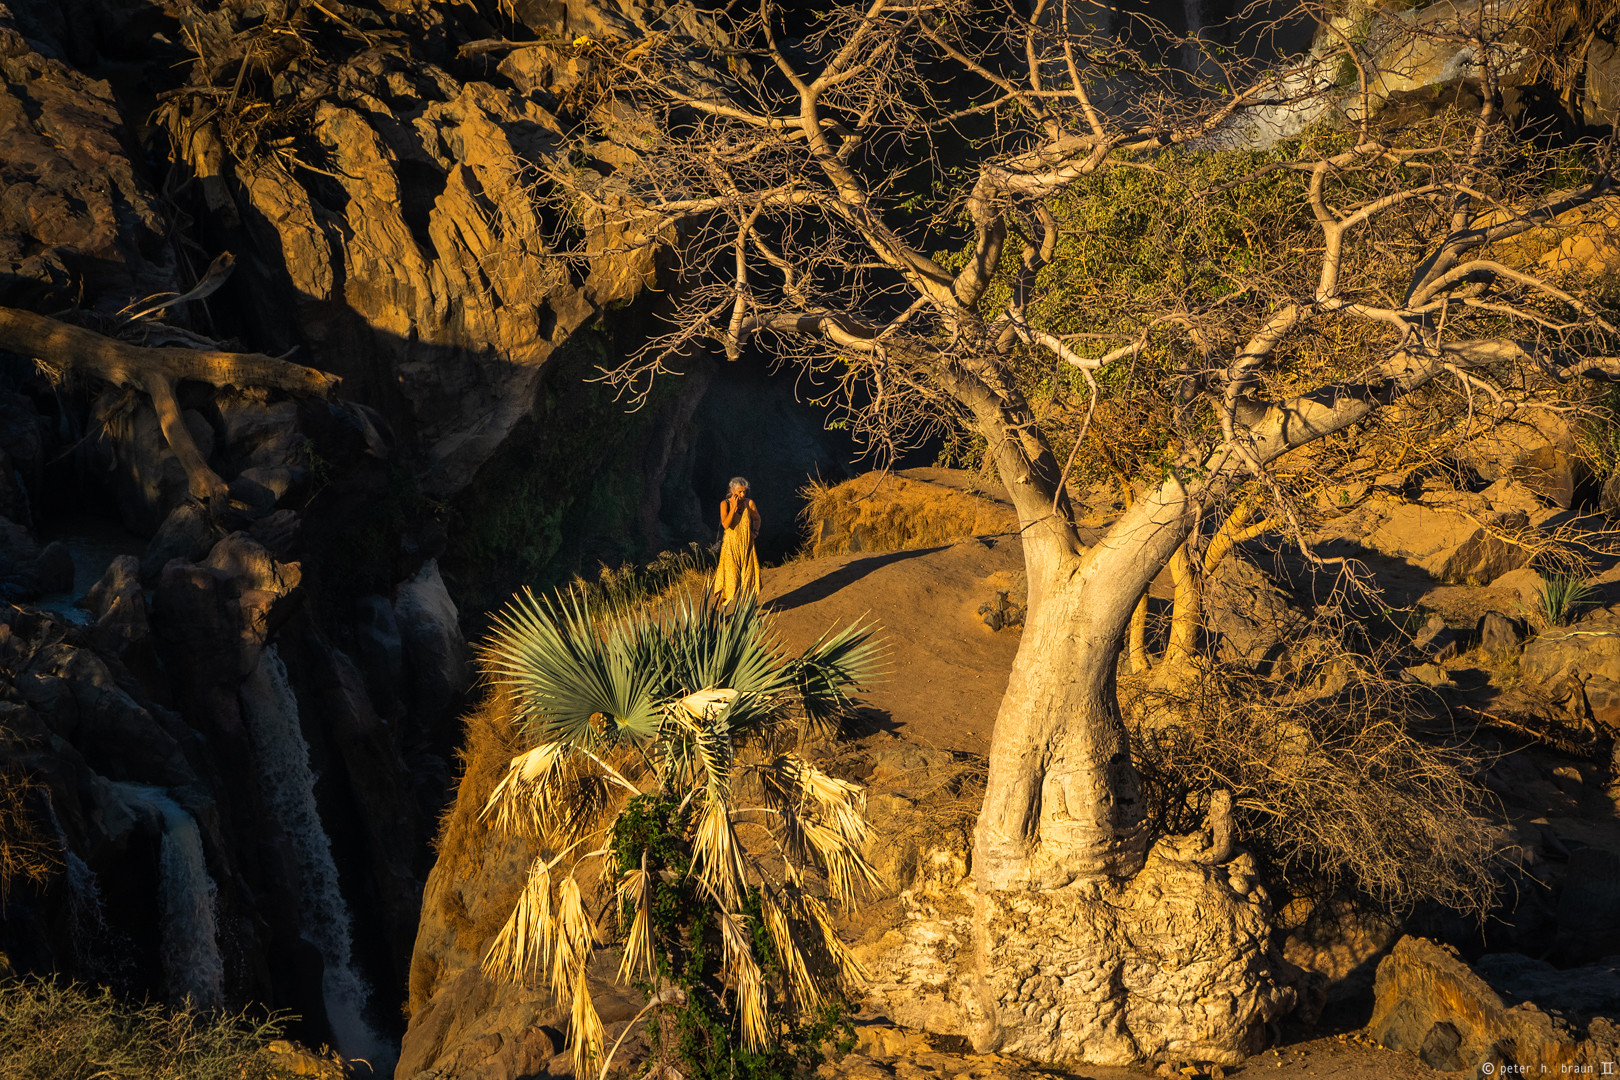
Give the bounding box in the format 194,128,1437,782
0,977,290,1080
0,769,59,902
800,473,1016,558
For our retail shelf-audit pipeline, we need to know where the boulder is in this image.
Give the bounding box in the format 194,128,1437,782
1456,416,1576,491
1492,566,1546,613
1522,631,1620,729
1478,611,1527,656
247,509,301,559
1370,936,1620,1073
1473,953,1620,1021
218,399,302,473
1412,612,1460,661
1205,557,1302,666
1511,446,1576,511
1363,500,1530,585
1403,662,1453,689
393,559,469,735
0,530,72,600
140,502,218,583
226,465,306,520
497,44,592,98
1587,677,1620,731
204,533,301,597
81,554,148,657
1280,897,1402,1006
397,966,561,1080
1481,476,1551,519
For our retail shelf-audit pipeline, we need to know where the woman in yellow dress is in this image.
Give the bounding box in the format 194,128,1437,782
712,476,761,605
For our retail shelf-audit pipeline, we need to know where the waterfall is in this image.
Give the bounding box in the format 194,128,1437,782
109,783,224,1009
239,645,392,1069
43,797,108,963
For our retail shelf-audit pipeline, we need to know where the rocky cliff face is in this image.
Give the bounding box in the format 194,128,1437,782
0,0,855,1064
3,0,660,496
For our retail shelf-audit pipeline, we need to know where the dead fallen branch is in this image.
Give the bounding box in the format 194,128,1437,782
0,304,340,502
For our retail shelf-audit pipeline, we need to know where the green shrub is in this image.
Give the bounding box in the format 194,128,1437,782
1536,574,1596,627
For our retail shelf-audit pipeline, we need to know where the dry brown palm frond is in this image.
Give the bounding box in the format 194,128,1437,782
615,854,655,985
482,743,631,848
482,856,554,985
785,755,870,845
692,798,748,907
553,875,595,1001
799,891,866,986
754,754,879,898
570,954,605,1073
761,894,822,1013
716,907,770,1049
735,951,770,1051
799,820,880,905
480,742,568,837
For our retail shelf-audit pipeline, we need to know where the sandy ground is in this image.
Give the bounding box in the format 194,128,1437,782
763,538,1027,754
1057,1034,1443,1080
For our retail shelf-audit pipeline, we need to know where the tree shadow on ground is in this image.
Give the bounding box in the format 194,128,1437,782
766,545,947,613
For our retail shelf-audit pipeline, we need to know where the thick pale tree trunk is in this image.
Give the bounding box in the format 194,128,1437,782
972,565,1148,891
961,475,1295,1063
972,474,1200,892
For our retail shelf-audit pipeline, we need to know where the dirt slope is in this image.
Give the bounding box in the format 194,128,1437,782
762,538,1025,753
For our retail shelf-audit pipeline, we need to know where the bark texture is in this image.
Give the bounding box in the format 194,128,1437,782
854,832,1296,1067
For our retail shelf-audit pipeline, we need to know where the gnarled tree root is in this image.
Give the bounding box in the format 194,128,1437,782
853,836,1296,1068
0,304,340,502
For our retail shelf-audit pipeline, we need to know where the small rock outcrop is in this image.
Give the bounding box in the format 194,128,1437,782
1370,936,1620,1073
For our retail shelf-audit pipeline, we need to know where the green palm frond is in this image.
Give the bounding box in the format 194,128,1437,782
483,588,666,746
661,593,794,712
785,619,886,727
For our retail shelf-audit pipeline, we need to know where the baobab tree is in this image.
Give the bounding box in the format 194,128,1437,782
547,0,1619,1063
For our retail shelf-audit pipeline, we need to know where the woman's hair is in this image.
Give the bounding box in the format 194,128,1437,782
729,476,749,492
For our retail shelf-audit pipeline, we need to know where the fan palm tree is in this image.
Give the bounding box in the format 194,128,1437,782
477,587,884,1074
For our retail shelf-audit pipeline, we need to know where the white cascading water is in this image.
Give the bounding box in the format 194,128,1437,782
239,645,392,1069
109,782,225,1009
44,797,108,961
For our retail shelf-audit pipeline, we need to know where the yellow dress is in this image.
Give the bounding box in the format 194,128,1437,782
713,503,761,604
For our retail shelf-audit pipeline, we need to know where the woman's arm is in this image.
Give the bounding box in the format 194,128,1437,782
747,500,761,531
721,497,746,529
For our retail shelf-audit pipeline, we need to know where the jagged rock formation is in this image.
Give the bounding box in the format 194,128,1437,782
1370,936,1620,1073
4,0,661,497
